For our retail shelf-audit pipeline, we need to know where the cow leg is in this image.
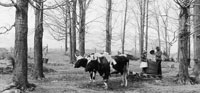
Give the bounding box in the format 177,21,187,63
103,79,108,89
103,73,109,89
121,65,128,87
124,64,129,86
121,72,128,87
124,72,128,87
121,74,125,86
89,71,96,82
89,72,93,82
92,71,96,82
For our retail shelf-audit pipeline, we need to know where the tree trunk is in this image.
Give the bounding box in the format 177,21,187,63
33,0,45,79
66,0,72,57
12,0,30,89
156,14,161,48
68,0,73,63
122,0,128,54
145,0,149,54
79,0,86,56
176,1,191,84
135,35,137,55
187,8,191,67
139,0,145,60
70,0,77,63
164,16,169,59
105,0,112,54
178,33,180,62
65,24,68,52
193,0,200,81
65,0,70,53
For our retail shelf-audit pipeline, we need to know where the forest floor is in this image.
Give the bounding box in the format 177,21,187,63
0,49,200,93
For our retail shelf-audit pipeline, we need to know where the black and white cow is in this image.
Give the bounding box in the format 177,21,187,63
85,56,110,88
85,53,129,89
74,55,97,82
74,53,130,89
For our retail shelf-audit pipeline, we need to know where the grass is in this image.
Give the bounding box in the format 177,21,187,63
1,49,200,93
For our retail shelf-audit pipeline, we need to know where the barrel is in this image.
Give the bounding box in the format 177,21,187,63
145,60,158,74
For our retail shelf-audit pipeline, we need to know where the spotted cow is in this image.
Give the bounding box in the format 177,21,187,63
85,52,130,89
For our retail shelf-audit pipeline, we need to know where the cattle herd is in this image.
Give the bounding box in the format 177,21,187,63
74,52,135,89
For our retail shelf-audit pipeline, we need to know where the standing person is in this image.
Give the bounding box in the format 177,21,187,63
155,46,162,79
140,51,147,73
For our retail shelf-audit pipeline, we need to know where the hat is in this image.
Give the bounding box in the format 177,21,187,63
150,50,155,54
156,46,160,50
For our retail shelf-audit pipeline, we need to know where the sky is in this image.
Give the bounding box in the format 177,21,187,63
0,0,64,49
0,0,182,54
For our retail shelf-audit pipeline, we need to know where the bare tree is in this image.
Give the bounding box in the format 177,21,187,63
159,2,171,60
32,0,69,79
174,0,193,84
131,0,142,57
122,0,128,54
44,0,93,56
70,0,77,63
65,0,70,53
33,0,45,80
13,0,31,89
0,0,35,90
44,1,68,49
78,0,86,56
139,0,146,60
154,3,161,48
193,0,200,82
145,0,149,52
105,0,112,54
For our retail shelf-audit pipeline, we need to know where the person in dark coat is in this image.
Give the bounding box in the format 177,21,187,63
155,46,162,79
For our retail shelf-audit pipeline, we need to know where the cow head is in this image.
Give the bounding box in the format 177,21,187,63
74,56,88,68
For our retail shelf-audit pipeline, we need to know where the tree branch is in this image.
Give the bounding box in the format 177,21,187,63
44,21,65,41
86,0,93,10
174,0,194,8
0,24,15,34
0,0,15,7
32,0,47,3
174,0,184,8
29,0,66,10
10,0,18,9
